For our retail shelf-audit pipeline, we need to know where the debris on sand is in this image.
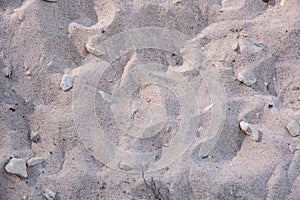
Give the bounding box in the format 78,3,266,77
60,74,74,91
288,143,296,154
25,70,31,76
29,132,41,143
239,121,260,142
237,70,257,87
2,67,12,78
44,189,56,200
86,42,106,57
280,0,288,6
118,161,134,171
27,157,45,167
5,158,28,178
232,42,240,52
99,90,112,103
286,120,300,137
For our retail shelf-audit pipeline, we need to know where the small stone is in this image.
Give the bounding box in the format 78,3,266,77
5,158,28,178
24,64,29,70
280,0,287,6
99,90,112,103
237,70,257,86
27,157,44,167
29,132,41,143
232,42,240,52
85,42,106,57
25,70,31,76
239,121,260,142
47,61,53,68
2,67,12,78
44,189,56,200
286,120,300,137
118,162,133,171
60,74,74,91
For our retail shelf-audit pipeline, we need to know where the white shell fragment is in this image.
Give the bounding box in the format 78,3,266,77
27,157,45,167
5,158,28,178
60,74,74,91
239,121,260,142
286,120,300,137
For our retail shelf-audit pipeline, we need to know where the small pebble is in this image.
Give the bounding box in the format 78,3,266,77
29,132,41,143
232,42,240,52
286,120,300,137
118,162,133,171
25,70,31,76
60,74,74,91
44,189,56,200
237,70,257,86
99,90,112,103
239,121,260,142
27,157,44,167
47,61,53,68
85,42,106,57
5,158,28,178
2,67,12,78
280,0,287,6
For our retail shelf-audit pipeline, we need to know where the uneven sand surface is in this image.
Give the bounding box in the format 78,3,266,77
1,0,300,199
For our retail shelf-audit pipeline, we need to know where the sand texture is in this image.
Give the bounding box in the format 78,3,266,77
1,0,300,199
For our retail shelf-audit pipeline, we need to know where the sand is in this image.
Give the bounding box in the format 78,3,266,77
0,0,300,199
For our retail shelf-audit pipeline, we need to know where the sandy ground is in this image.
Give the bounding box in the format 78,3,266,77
1,0,300,199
